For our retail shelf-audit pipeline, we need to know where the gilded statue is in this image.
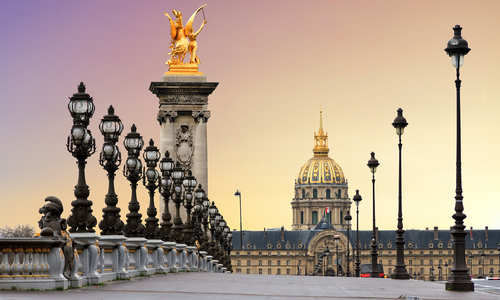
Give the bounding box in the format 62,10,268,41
164,4,207,73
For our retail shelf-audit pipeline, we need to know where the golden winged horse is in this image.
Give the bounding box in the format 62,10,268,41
164,4,207,66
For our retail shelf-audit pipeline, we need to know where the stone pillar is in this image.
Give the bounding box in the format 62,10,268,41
150,76,218,223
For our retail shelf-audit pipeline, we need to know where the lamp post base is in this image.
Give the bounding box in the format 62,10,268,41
445,281,474,291
391,264,410,280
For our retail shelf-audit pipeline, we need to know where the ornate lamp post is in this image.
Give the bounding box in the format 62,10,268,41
182,170,197,244
444,24,474,292
391,108,410,280
367,152,380,278
333,235,340,276
143,139,161,240
98,105,124,235
159,151,174,241
192,184,206,245
123,124,145,237
171,162,185,242
344,211,352,277
353,190,362,277
66,82,97,233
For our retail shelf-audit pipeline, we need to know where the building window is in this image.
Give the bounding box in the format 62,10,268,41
302,189,305,199
300,211,304,224
236,268,241,273
326,189,331,199
313,189,318,198
258,260,262,266
287,268,291,275
277,260,281,266
337,189,342,198
286,260,290,266
268,268,272,274
340,211,343,224
237,260,241,266
312,211,318,224
246,269,250,274
420,259,424,266
268,260,271,266
277,268,281,275
430,259,433,266
298,260,302,265
388,259,392,265
258,268,262,274
328,212,332,224
247,260,251,266
409,259,412,266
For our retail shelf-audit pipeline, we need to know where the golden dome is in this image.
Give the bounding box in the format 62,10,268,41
297,111,346,185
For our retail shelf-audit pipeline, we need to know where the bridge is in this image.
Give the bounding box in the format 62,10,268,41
2,273,499,300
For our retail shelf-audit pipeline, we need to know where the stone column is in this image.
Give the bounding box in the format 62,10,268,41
150,76,218,223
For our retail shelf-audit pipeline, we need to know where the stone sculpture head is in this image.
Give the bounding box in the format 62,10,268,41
38,196,67,237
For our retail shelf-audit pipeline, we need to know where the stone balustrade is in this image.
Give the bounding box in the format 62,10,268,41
0,237,229,290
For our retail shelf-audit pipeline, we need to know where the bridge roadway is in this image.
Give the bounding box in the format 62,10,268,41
1,273,499,300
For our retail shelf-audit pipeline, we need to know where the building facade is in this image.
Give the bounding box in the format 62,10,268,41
231,112,500,280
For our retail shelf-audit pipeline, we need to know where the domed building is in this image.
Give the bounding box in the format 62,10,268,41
291,112,351,230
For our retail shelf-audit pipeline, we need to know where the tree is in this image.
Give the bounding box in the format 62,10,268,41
0,225,34,238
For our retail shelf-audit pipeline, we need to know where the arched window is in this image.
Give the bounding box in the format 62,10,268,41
300,211,304,224
302,189,305,199
340,210,343,224
313,189,318,198
326,189,331,199
312,211,318,224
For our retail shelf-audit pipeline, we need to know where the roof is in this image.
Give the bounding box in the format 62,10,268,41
232,228,500,251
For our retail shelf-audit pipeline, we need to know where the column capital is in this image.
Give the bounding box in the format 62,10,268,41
192,110,211,123
157,110,178,125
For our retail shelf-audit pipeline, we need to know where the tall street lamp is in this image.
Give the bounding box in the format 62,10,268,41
334,234,340,276
143,139,161,240
182,170,197,245
353,190,362,277
444,24,474,292
367,152,380,278
344,211,352,277
234,189,243,249
159,151,174,241
123,124,145,237
66,82,97,233
391,108,410,280
171,162,185,242
98,105,124,235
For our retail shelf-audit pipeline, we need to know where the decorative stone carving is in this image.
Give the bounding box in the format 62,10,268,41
38,196,75,280
157,110,178,125
192,110,211,123
175,125,194,169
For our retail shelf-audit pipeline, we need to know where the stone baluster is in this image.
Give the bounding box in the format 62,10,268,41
163,242,176,272
12,248,22,276
23,249,33,277
0,248,11,274
205,255,213,272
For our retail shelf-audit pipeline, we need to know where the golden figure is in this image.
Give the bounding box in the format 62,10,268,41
164,4,207,74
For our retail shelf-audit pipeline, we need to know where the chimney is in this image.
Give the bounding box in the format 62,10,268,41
425,227,429,230
434,226,439,240
281,226,285,241
470,226,474,240
375,227,379,241
485,226,489,241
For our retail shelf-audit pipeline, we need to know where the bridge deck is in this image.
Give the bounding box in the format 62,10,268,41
1,273,498,299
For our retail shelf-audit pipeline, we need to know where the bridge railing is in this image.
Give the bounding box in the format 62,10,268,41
0,236,229,290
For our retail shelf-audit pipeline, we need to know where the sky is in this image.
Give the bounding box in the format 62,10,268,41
1,0,499,233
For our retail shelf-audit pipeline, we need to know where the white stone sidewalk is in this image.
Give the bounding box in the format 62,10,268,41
1,273,498,300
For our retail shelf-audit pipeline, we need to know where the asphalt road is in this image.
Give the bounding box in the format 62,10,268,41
0,273,499,300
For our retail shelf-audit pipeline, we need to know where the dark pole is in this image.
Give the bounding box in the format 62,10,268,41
392,109,410,279
143,139,161,240
98,105,124,235
235,190,242,249
444,25,474,292
336,242,339,276
66,83,97,233
353,190,362,277
367,152,379,278
344,211,352,277
123,124,145,237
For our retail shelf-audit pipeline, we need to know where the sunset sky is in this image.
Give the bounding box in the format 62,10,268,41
1,1,499,233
